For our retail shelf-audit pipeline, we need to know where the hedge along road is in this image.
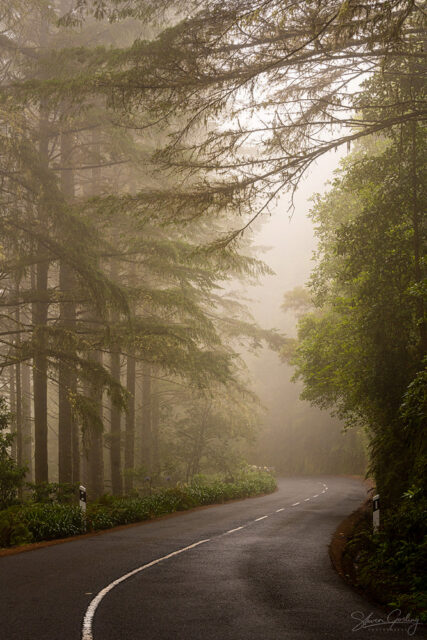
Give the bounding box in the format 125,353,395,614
2,477,425,640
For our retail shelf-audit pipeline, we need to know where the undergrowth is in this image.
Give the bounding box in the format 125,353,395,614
0,469,276,548
344,490,427,622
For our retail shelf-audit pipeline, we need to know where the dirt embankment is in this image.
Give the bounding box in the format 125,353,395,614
329,499,371,585
329,478,374,587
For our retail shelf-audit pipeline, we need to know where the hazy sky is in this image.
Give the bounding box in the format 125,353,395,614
247,149,346,332
241,150,348,462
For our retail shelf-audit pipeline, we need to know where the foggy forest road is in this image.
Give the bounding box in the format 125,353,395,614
2,477,425,640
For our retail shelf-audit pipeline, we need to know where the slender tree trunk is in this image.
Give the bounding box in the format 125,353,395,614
85,351,104,498
411,120,426,355
9,367,16,461
110,348,122,495
82,131,104,498
71,373,80,484
80,435,88,490
58,262,75,483
124,351,136,494
32,258,49,483
33,27,50,481
151,378,160,474
15,362,23,468
140,363,152,472
14,286,23,469
21,363,33,481
58,129,76,484
109,258,123,496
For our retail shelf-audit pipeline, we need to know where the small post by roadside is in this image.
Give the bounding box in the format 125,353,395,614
372,494,380,531
79,485,87,531
145,476,152,496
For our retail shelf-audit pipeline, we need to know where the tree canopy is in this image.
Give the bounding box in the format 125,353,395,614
40,0,425,242
291,65,425,504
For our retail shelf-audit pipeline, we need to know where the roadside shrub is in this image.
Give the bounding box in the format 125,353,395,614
0,506,33,547
20,503,85,541
0,470,277,547
0,398,27,509
346,491,427,621
86,505,116,531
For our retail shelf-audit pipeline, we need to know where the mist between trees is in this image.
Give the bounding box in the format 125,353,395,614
0,0,425,510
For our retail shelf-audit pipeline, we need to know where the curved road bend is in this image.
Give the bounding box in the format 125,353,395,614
1,477,425,640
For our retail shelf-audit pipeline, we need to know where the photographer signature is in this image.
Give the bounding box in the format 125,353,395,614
351,610,420,636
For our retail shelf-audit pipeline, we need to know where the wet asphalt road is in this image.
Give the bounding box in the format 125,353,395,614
1,476,425,640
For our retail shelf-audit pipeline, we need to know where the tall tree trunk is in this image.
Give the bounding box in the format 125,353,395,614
124,351,136,494
109,258,123,496
21,363,33,481
82,130,104,498
151,378,160,474
14,284,23,469
411,120,426,355
85,351,104,499
14,358,22,469
110,348,122,495
71,374,80,484
32,257,49,483
33,17,50,481
58,262,75,483
140,363,152,472
58,129,76,484
9,367,16,461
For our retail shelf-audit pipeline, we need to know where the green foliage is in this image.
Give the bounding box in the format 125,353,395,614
153,381,261,484
47,0,424,242
0,470,276,547
0,503,85,546
86,469,276,530
282,286,314,318
0,3,285,501
0,507,33,548
292,93,426,503
290,65,426,616
399,362,427,489
346,493,427,621
20,503,86,542
0,398,27,510
25,482,80,504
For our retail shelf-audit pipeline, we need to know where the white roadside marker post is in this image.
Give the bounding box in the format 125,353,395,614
372,494,380,532
79,485,87,531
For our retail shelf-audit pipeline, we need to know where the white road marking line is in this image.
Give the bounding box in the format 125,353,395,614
82,488,328,640
223,526,245,535
304,498,310,502
81,538,210,640
313,495,319,498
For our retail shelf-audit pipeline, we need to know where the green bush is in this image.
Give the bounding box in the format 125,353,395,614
0,470,277,548
19,503,86,541
346,491,427,621
0,397,27,509
0,506,33,547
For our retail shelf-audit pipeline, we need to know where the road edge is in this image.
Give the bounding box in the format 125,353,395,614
0,486,278,558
